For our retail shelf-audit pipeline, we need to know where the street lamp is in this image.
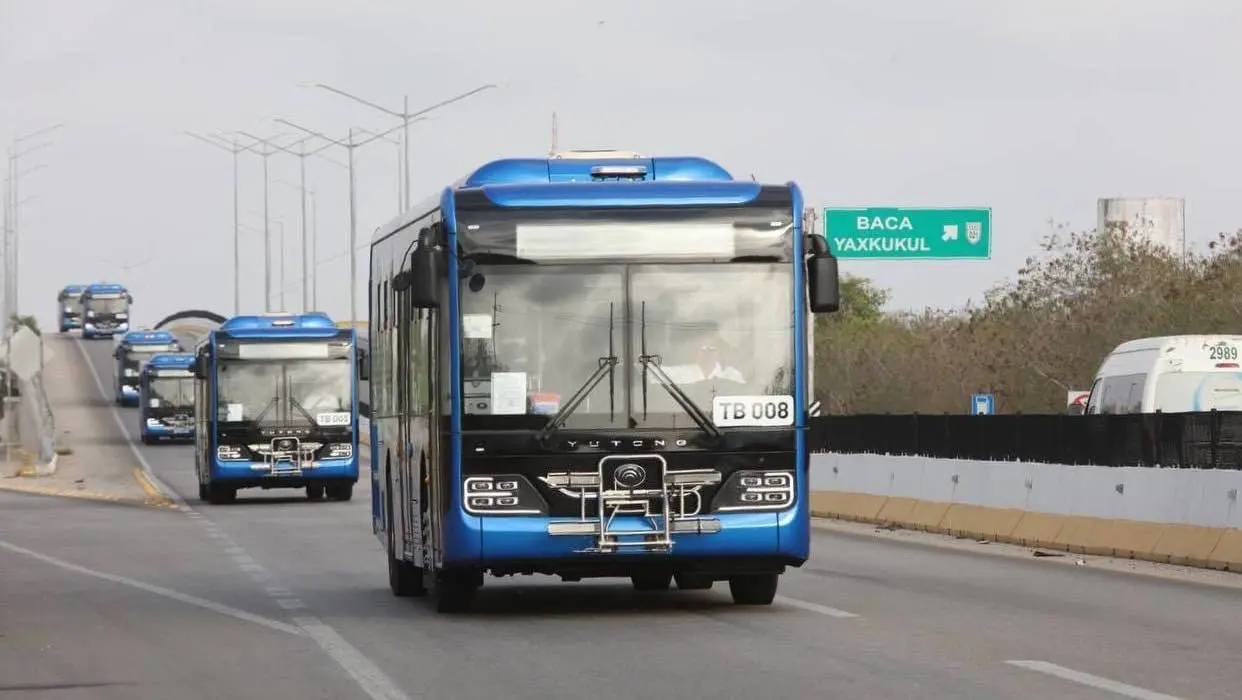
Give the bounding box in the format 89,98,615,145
245,216,287,311
232,131,314,312
301,82,497,210
271,118,407,325
274,179,323,311
183,132,247,316
264,139,342,313
6,122,63,322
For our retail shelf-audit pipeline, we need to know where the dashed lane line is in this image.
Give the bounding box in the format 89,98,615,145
75,337,414,700
0,539,302,637
1005,660,1186,700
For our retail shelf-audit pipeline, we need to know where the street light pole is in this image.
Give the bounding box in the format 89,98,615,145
184,132,245,316
6,124,62,322
233,132,313,312
303,83,498,211
265,140,341,313
272,118,408,325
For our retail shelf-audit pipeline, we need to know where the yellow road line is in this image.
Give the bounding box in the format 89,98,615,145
131,467,177,508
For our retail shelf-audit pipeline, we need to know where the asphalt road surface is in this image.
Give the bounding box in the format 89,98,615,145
0,337,1237,699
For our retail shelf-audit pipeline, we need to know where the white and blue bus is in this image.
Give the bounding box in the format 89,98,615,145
368,150,840,612
139,352,196,444
113,330,181,406
190,312,364,504
80,282,132,339
56,284,86,332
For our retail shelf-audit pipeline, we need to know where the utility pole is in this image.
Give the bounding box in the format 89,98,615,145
233,132,314,312
301,82,498,211
184,132,245,316
273,118,407,325
264,139,339,312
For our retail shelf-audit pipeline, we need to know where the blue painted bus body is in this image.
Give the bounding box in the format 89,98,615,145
368,151,840,611
56,285,86,332
139,353,197,444
80,283,132,339
113,330,181,407
191,312,363,504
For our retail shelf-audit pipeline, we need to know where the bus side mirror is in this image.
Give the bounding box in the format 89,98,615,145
112,347,121,360
807,254,840,314
126,294,134,304
192,355,207,379
409,245,441,309
357,348,370,381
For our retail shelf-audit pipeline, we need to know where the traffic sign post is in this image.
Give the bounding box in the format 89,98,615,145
971,393,995,415
823,207,992,260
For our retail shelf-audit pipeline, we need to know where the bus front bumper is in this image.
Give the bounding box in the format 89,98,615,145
210,457,359,486
143,420,194,439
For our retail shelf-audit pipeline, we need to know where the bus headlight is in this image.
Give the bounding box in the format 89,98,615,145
711,470,795,512
327,443,352,458
216,445,245,461
463,475,547,515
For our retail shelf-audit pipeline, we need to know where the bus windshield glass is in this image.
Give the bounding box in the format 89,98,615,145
121,344,179,373
87,297,128,314
148,377,194,411
216,356,352,427
457,262,793,430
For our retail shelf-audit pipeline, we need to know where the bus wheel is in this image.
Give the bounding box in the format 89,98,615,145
325,483,353,501
433,569,480,613
674,572,714,590
387,468,425,597
631,572,673,591
198,483,209,501
728,574,779,605
306,484,326,500
207,484,236,505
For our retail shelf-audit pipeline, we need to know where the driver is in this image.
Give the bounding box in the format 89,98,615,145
658,324,747,386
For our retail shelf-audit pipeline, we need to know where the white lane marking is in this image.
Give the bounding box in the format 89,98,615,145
1006,660,1185,700
293,616,414,700
0,539,302,637
75,338,413,700
774,594,859,618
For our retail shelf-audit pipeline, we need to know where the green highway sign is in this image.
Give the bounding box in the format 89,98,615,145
822,207,992,260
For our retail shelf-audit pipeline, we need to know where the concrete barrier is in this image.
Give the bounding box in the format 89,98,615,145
810,452,1242,572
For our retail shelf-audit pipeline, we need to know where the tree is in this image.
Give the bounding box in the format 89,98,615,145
8,314,39,337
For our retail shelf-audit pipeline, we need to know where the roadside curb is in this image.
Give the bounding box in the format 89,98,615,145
0,475,174,510
132,466,178,508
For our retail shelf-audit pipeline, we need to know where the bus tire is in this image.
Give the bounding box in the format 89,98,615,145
326,483,353,501
631,572,673,591
207,483,236,505
306,484,326,500
728,573,779,605
198,483,209,501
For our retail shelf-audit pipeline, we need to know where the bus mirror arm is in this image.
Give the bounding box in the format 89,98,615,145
806,235,840,314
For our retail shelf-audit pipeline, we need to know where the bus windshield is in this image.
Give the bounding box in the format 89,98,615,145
216,358,352,427
148,377,194,411
457,262,793,430
120,345,179,373
87,297,128,314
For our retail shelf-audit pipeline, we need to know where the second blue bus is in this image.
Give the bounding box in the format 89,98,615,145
114,330,182,406
139,352,197,444
80,283,133,339
190,312,364,505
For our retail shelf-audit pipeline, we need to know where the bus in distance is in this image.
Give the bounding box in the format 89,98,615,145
190,312,365,505
57,285,86,332
139,352,196,444
113,330,182,406
369,150,840,612
80,283,133,339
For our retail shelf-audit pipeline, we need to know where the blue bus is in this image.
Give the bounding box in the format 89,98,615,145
80,283,133,339
368,150,841,612
56,285,86,332
113,330,182,406
190,312,364,505
139,352,196,444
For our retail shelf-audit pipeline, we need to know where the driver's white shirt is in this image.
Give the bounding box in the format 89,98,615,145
655,362,746,385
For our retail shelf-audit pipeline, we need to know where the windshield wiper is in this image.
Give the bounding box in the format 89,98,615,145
287,395,318,425
637,301,722,441
535,302,618,446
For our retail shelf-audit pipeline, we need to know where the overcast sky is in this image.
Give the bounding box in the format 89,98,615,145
3,0,1240,330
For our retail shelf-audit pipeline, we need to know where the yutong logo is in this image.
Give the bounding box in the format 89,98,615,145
612,463,647,488
563,437,688,450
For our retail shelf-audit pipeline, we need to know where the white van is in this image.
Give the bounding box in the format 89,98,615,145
1085,334,1242,414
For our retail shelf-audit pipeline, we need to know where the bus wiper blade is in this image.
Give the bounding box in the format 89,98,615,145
638,356,722,442
287,396,317,425
535,355,618,446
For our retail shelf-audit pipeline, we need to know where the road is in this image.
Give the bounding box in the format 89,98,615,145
0,337,1237,699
